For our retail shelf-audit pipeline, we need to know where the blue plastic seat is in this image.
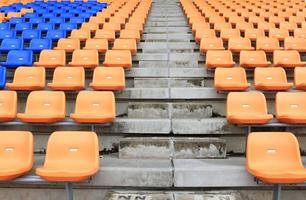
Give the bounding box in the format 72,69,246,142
15,23,33,32
78,13,91,19
0,67,6,90
24,12,37,19
0,38,23,52
60,13,74,19
0,50,33,68
69,17,85,24
59,23,77,32
37,23,55,31
49,17,65,25
0,23,10,31
42,13,56,19
9,17,24,24
29,17,45,24
45,30,66,41
21,30,41,41
26,39,52,52
0,30,16,40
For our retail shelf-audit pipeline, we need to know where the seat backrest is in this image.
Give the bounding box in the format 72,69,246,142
7,50,33,63
269,28,289,38
12,67,45,84
70,29,90,39
220,28,240,38
72,49,98,63
273,50,301,63
294,28,306,38
276,92,306,115
0,38,23,48
29,39,52,49
56,38,80,50
52,67,84,83
256,37,280,49
84,38,108,49
0,91,17,116
254,67,288,84
295,67,306,86
215,67,247,83
240,50,268,63
228,37,252,47
206,50,233,62
284,37,306,50
21,30,41,39
245,29,265,39
39,50,66,63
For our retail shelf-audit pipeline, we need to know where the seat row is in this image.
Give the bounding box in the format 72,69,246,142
0,130,99,182
0,90,116,123
227,91,306,124
215,67,306,91
0,66,125,91
205,50,306,69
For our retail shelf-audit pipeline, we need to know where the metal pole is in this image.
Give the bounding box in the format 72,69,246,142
273,184,281,200
65,182,73,200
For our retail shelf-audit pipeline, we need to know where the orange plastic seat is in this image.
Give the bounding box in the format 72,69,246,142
0,131,33,181
54,39,80,53
17,91,66,123
83,39,108,53
191,22,210,35
69,29,91,41
70,91,116,123
214,67,250,91
227,92,273,124
273,50,306,68
90,67,125,91
235,22,253,32
103,50,132,69
240,50,271,68
247,132,306,184
228,37,254,52
69,50,99,68
295,67,306,90
294,29,306,38
284,37,306,52
256,37,283,52
269,28,289,41
6,67,45,90
254,67,293,91
200,37,224,54
220,28,240,41
120,29,141,43
279,22,298,32
276,92,306,124
112,39,137,55
244,29,265,41
48,67,85,91
124,22,144,33
36,131,99,182
34,50,66,68
94,29,116,42
0,91,17,122
195,29,215,44
214,22,232,32
257,22,276,32
103,22,121,32
206,50,235,68
80,22,100,32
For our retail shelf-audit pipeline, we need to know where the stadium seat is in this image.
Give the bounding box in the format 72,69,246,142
17,91,66,123
54,38,80,53
206,50,235,68
0,38,23,52
276,92,306,124
200,37,225,54
60,23,78,33
195,29,215,44
80,22,100,32
90,67,125,91
244,29,265,41
0,67,6,89
124,22,144,33
26,39,52,52
69,29,91,41
227,92,273,124
284,37,306,52
295,67,306,90
120,29,141,43
254,67,293,91
0,23,10,31
228,37,254,52
0,50,33,68
45,30,66,41
279,22,298,32
69,50,99,68
15,23,32,32
294,29,306,38
70,91,116,123
37,23,55,32
220,29,240,41
21,30,41,41
0,30,16,40
113,38,137,55
214,22,232,32
83,39,108,53
34,50,66,68
273,50,306,68
103,50,132,69
269,28,289,41
0,90,17,122
214,67,249,91
256,37,283,52
0,131,33,181
36,131,99,181
240,50,271,68
6,67,45,91
247,132,306,183
94,29,116,42
48,67,85,91
49,17,65,25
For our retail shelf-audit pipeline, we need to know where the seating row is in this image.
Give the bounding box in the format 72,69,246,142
0,90,116,123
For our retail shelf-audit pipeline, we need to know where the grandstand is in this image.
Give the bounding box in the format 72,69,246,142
0,0,306,199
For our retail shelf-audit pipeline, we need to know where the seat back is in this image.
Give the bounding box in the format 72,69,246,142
206,50,233,63
52,67,84,84
284,37,306,50
254,67,288,84
12,67,45,85
56,38,80,51
294,67,306,86
6,50,33,65
0,38,23,49
273,50,302,64
71,50,98,64
276,92,306,116
38,50,66,64
240,50,268,65
0,91,17,117
256,37,280,50
29,39,52,50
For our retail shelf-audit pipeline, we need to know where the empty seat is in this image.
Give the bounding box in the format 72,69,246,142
214,67,249,91
0,67,6,89
269,28,289,41
26,39,52,52
69,29,90,41
54,38,80,53
6,67,45,91
21,30,41,41
69,50,99,68
294,29,306,38
0,38,23,52
124,22,143,33
273,50,306,68
80,22,99,32
90,67,125,91
0,91,17,122
48,67,85,91
70,91,116,123
120,29,141,43
34,50,66,68
254,67,293,91
37,23,55,32
240,50,271,68
200,37,224,54
227,92,273,124
256,37,283,52
295,67,306,90
220,29,240,41
195,29,215,44
206,50,235,68
0,131,33,181
244,29,265,41
17,91,66,123
113,39,137,55
94,29,115,42
36,131,99,182
103,50,132,69
15,23,32,32
279,22,298,32
0,30,15,40
284,37,306,52
0,50,33,68
276,92,306,124
45,30,66,41
83,39,108,53
228,37,254,52
103,22,121,32
247,132,306,184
